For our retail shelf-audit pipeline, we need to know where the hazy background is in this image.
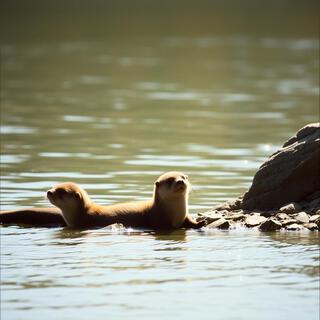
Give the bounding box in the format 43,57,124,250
1,0,319,209
1,2,319,320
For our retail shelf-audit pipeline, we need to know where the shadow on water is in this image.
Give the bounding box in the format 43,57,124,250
51,228,90,244
151,229,188,243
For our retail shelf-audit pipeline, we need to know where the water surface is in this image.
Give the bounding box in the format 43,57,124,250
1,1,319,319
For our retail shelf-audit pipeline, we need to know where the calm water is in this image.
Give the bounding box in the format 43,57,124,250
1,1,319,320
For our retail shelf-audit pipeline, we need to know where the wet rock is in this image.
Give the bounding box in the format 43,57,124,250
259,218,282,231
205,212,224,220
245,214,267,227
304,223,318,231
207,218,230,229
309,215,320,223
214,198,242,211
225,212,246,221
286,223,304,231
315,218,320,229
260,211,274,218
281,219,298,226
276,212,291,220
279,203,302,213
241,123,320,211
199,212,224,224
293,212,309,224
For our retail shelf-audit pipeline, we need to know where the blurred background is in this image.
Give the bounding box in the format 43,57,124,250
0,0,319,210
1,3,319,320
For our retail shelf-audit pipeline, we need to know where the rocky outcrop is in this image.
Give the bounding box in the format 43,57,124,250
242,123,320,211
201,123,320,231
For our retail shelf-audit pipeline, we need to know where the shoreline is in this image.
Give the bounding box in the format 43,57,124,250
199,122,320,231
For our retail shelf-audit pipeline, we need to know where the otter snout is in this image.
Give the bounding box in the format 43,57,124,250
176,180,185,187
174,179,187,192
47,189,54,198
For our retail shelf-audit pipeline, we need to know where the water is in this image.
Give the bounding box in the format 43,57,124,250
1,1,319,319
1,228,319,320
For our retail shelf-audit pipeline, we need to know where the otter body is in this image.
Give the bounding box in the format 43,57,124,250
1,172,205,230
0,207,65,227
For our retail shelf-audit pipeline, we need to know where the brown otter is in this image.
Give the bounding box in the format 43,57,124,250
0,207,65,227
1,172,205,230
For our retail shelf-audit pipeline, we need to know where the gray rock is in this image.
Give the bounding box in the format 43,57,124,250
207,218,230,229
309,215,320,223
279,203,302,213
304,223,318,231
286,223,304,231
245,214,267,227
200,212,224,224
225,212,246,221
241,123,320,211
276,212,291,220
315,217,320,228
294,212,309,224
214,198,242,211
259,218,282,231
281,219,299,226
205,212,224,220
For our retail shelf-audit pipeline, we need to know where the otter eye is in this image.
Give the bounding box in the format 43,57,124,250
56,189,67,196
184,175,188,180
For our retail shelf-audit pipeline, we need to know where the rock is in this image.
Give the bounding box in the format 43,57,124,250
213,197,242,211
245,214,267,227
294,212,309,224
315,218,320,228
205,212,223,220
304,223,318,231
259,218,282,231
225,212,246,221
309,215,320,223
279,203,302,213
260,212,274,218
241,123,320,211
276,212,291,220
207,218,230,229
286,223,304,231
281,219,298,226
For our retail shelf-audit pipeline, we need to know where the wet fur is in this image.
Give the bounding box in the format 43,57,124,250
0,207,65,227
1,172,205,230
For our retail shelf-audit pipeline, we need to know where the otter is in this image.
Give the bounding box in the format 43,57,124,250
0,172,205,230
0,207,65,227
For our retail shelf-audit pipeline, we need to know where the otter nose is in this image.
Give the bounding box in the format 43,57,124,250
176,180,185,186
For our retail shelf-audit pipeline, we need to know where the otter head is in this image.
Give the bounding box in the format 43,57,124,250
46,182,90,213
154,171,190,201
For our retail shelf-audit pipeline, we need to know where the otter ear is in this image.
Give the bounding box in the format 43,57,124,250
75,192,81,200
155,181,160,187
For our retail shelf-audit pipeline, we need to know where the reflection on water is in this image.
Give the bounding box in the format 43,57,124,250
1,1,319,319
1,227,319,320
1,32,318,209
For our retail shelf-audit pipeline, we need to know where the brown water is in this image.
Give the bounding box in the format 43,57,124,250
1,1,319,319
